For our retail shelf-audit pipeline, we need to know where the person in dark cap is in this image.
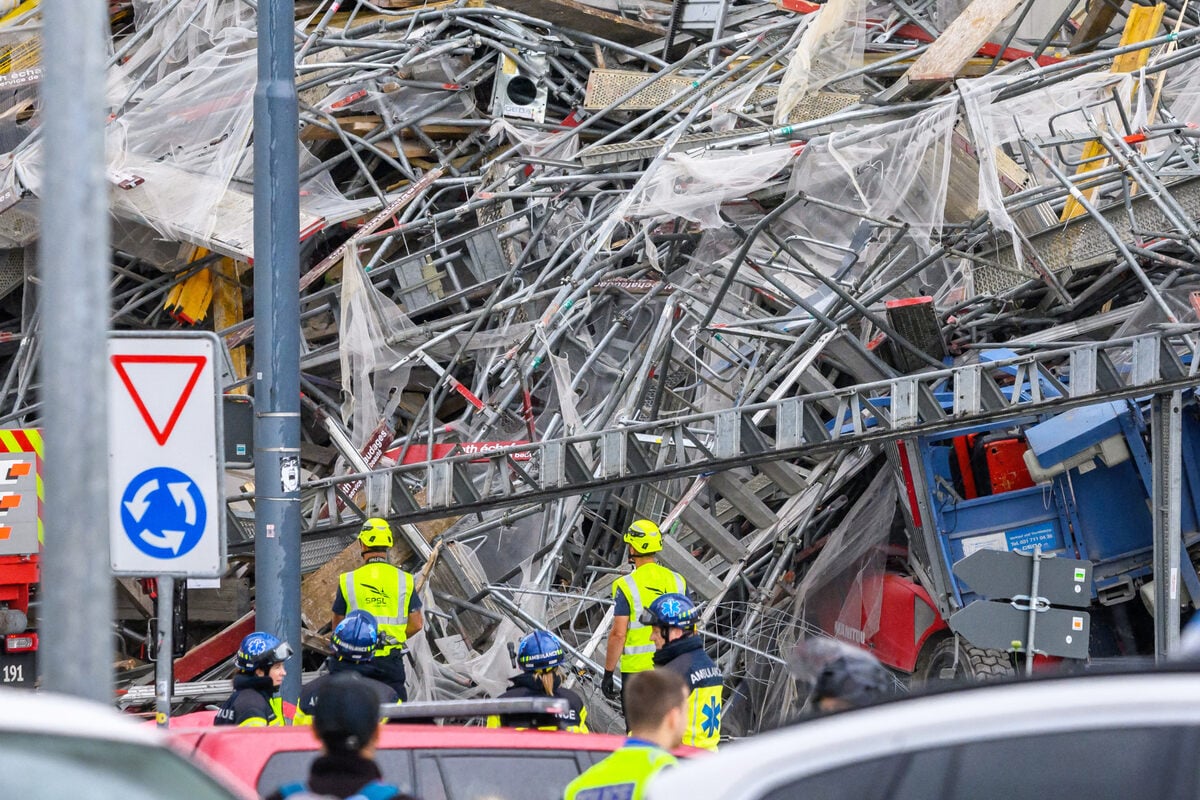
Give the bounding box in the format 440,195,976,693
268,672,417,800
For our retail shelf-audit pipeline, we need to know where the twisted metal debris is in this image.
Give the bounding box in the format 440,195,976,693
7,0,1200,733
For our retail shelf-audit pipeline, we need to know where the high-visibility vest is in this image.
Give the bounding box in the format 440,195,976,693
612,563,686,674
339,560,415,656
239,696,287,728
684,683,722,751
563,742,677,800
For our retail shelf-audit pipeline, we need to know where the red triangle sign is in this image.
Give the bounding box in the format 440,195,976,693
111,354,206,446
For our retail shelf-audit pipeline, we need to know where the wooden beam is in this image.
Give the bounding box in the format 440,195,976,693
1070,0,1125,54
489,0,662,45
903,0,1026,84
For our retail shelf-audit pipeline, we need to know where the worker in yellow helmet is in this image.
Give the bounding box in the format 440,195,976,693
602,519,686,725
563,669,688,800
332,517,423,701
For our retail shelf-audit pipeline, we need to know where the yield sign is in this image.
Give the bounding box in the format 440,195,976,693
111,354,205,446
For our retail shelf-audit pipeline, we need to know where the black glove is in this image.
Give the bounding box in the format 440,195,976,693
601,670,619,700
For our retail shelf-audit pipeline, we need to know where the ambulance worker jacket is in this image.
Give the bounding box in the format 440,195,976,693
611,563,686,674
293,666,400,726
654,634,723,751
563,738,678,800
215,672,286,727
484,672,589,732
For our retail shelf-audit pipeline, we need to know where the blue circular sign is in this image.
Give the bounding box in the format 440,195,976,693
119,466,207,559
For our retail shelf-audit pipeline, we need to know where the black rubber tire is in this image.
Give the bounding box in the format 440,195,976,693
917,635,1015,683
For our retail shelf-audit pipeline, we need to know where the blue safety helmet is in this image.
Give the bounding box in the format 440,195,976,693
640,593,698,630
517,630,566,672
332,610,379,663
236,631,293,673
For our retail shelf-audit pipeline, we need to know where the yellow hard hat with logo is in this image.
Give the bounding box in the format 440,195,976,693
624,519,662,554
359,517,394,548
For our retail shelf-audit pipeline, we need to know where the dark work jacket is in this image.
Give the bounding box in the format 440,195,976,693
328,654,397,684
214,672,281,727
264,751,417,800
654,635,722,691
491,672,588,732
298,665,400,719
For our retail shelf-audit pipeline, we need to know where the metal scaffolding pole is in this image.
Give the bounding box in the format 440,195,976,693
37,0,113,702
253,0,303,702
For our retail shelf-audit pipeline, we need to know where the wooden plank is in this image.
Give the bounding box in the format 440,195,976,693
1069,0,1124,54
904,0,1026,83
489,0,662,45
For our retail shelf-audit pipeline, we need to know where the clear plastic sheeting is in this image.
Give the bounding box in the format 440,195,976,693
792,468,897,645
960,70,1135,279
774,0,865,125
627,144,796,229
782,99,956,280
338,248,414,449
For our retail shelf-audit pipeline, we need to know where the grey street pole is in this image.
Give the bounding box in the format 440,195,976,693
155,576,174,728
253,0,302,702
38,0,113,701
1152,390,1183,660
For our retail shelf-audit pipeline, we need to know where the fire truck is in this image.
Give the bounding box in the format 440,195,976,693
0,429,41,687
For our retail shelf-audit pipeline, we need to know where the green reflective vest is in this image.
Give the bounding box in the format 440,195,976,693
339,560,415,656
563,741,677,800
612,563,686,674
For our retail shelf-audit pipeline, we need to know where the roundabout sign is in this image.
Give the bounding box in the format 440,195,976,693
108,333,224,577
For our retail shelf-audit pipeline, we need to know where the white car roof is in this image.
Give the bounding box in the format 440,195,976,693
649,672,1200,800
0,687,162,745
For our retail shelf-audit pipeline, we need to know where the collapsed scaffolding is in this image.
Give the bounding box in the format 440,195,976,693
5,0,1200,733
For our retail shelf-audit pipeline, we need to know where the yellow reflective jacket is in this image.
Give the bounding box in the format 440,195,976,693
612,563,686,674
339,560,415,656
563,740,677,800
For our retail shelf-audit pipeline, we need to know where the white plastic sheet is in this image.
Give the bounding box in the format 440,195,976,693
774,0,865,126
960,70,1135,276
627,143,797,229
338,248,414,449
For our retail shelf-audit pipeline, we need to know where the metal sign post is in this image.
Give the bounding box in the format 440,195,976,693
107,332,226,727
949,547,1092,662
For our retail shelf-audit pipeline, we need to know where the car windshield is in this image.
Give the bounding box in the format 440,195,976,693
0,732,239,800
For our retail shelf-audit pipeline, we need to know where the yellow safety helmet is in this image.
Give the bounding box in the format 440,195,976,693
624,519,662,555
359,517,394,549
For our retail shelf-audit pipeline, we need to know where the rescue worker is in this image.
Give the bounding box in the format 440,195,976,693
487,629,589,732
563,669,689,800
295,610,399,725
269,672,417,800
603,518,686,722
215,631,293,727
332,517,423,701
787,636,895,718
642,593,722,751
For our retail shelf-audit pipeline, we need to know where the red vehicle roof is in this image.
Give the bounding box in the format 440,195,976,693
170,720,703,796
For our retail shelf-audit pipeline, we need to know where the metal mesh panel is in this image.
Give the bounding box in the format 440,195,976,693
300,533,356,574
974,175,1200,295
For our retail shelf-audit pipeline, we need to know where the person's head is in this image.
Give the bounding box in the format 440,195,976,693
235,631,292,688
623,669,689,749
313,673,382,758
516,629,567,696
624,519,662,562
359,517,394,556
640,593,698,650
332,610,380,663
789,637,893,715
